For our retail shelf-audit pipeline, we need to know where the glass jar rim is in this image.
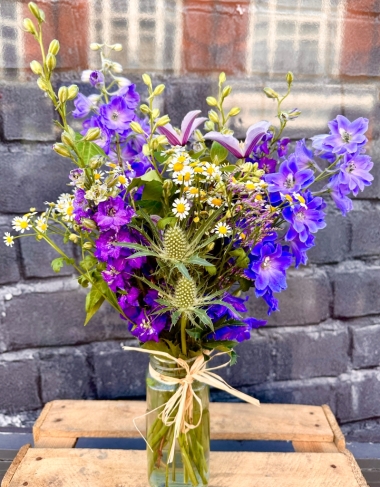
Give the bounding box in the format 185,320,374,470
150,354,197,373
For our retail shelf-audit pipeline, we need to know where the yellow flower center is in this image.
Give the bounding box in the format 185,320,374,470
6,236,13,243
240,233,246,240
177,155,187,163
66,205,74,216
189,188,199,195
207,166,215,175
219,225,228,235
176,203,186,214
193,216,200,223
255,194,263,201
211,198,222,206
246,182,255,190
39,223,48,231
194,167,203,173
94,173,101,180
20,221,28,229
183,172,191,182
173,162,184,172
118,175,127,184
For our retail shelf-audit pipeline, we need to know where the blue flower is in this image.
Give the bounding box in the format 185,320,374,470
327,182,353,216
89,70,105,89
72,93,97,119
99,96,134,133
93,197,135,232
330,152,373,196
283,192,326,242
265,156,314,194
294,139,314,169
205,317,266,343
285,233,315,268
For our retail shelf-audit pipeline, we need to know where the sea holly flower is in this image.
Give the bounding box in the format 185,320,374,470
157,110,207,146
311,115,369,155
99,96,134,133
330,152,373,196
94,196,135,231
283,192,326,242
72,93,99,119
265,156,314,194
3,232,14,247
204,121,271,159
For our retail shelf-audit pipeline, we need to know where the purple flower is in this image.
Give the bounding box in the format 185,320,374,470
265,156,314,194
93,197,135,231
89,70,105,89
118,83,140,110
99,96,134,133
327,181,353,216
258,288,279,315
144,289,159,307
330,152,373,196
295,139,314,169
72,93,97,118
205,317,266,343
102,258,127,292
311,116,368,155
245,239,292,294
283,192,326,242
73,188,92,223
129,312,167,343
285,233,315,268
95,228,133,261
258,157,277,174
208,294,248,321
204,121,271,159
277,137,290,158
157,110,207,146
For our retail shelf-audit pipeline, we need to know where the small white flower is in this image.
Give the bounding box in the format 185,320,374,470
207,196,224,208
93,170,104,182
172,197,190,220
12,216,30,233
172,166,194,185
116,173,129,188
85,183,108,204
213,221,232,238
3,232,14,247
203,162,221,180
168,152,192,173
245,180,256,191
36,216,48,233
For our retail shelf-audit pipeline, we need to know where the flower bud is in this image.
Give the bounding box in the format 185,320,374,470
110,43,123,51
110,62,123,73
219,72,226,84
153,84,165,96
142,73,152,86
90,43,102,51
58,86,68,103
156,135,168,145
83,241,93,249
204,120,215,131
286,71,294,85
263,87,279,99
82,218,98,230
206,96,218,107
69,233,79,243
67,84,79,100
61,132,75,148
37,77,49,92
89,155,106,169
28,2,43,22
46,53,56,71
130,121,145,134
48,39,60,55
30,60,43,75
142,144,150,156
222,85,232,97
53,143,71,158
156,115,170,127
208,110,219,124
150,138,159,150
152,108,160,119
83,127,101,141
23,18,38,36
228,107,241,117
140,104,150,114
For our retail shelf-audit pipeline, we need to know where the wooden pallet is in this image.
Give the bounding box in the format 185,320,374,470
1,400,369,487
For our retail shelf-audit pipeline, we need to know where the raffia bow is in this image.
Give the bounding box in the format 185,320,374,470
122,346,260,464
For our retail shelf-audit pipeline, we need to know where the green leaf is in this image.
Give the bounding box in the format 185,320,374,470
210,141,228,164
126,250,158,259
202,340,237,350
80,255,98,271
171,310,181,327
142,180,163,201
187,255,213,267
78,275,89,288
84,296,105,326
157,217,177,230
136,199,163,215
142,340,170,354
76,140,105,167
175,263,191,280
211,300,242,318
186,328,203,340
193,308,213,329
154,151,170,164
140,169,161,182
114,242,147,250
84,285,106,325
221,165,236,173
230,350,238,365
51,257,64,273
238,277,252,292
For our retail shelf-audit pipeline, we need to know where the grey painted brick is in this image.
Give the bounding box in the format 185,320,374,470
91,341,148,398
341,418,380,443
0,356,41,413
39,345,94,403
0,144,73,214
0,223,20,285
269,322,349,381
349,202,380,257
20,234,76,279
0,83,56,141
247,268,331,326
308,209,350,264
0,286,130,351
349,317,380,369
360,139,380,200
336,369,380,422
333,263,380,318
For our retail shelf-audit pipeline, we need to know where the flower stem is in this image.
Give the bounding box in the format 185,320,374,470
180,313,187,356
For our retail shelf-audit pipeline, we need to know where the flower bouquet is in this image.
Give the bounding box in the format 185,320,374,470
4,3,374,487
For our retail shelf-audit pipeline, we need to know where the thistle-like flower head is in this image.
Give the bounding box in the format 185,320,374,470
175,276,197,309
164,226,188,260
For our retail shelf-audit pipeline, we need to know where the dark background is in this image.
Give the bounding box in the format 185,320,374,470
0,0,380,442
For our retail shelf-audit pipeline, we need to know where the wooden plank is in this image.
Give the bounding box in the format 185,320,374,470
34,400,334,444
34,437,77,448
322,404,346,451
1,444,29,487
292,441,339,453
4,448,368,487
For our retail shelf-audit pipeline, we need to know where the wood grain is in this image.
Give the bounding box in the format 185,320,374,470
292,441,339,453
33,400,334,445
4,448,367,487
1,444,29,487
322,404,346,451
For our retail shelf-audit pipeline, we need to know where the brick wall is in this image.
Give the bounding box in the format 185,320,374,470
0,0,380,441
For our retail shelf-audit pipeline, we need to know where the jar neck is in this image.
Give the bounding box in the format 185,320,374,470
149,355,196,379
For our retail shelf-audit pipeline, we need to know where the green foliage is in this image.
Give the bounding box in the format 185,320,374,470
51,256,75,273
76,140,106,167
210,141,228,164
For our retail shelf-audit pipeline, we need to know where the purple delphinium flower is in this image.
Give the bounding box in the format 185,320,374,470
207,294,248,321
102,258,128,292
95,228,134,261
326,181,353,216
265,155,314,194
205,317,266,343
285,233,315,268
72,93,98,118
204,121,271,159
277,137,290,158
283,191,326,242
89,70,105,89
157,110,207,146
258,157,277,174
311,115,368,155
99,96,134,133
245,239,292,294
330,152,373,196
144,289,159,307
294,139,314,169
93,197,135,231
118,83,140,110
130,313,167,343
73,188,92,223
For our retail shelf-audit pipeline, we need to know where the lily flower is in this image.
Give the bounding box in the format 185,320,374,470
204,121,271,159
157,110,207,146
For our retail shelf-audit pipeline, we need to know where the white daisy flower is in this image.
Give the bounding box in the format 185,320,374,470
173,166,194,185
93,170,104,182
203,162,221,180
3,232,15,247
117,173,129,188
245,180,256,191
207,196,224,208
12,216,30,233
213,221,232,238
184,187,203,199
168,152,191,173
36,216,48,233
172,197,190,220
55,193,72,213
